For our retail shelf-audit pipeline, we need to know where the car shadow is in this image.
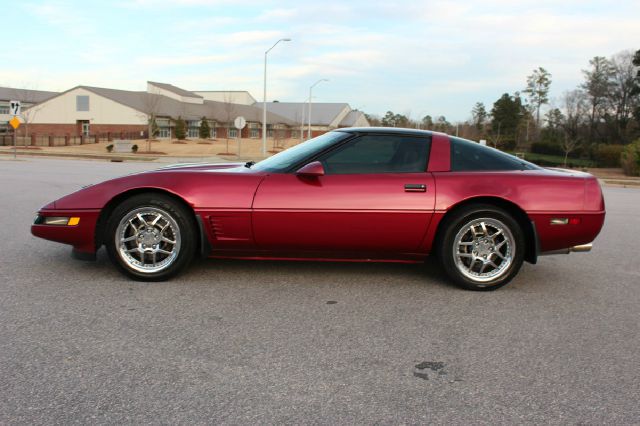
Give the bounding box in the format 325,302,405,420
183,254,458,290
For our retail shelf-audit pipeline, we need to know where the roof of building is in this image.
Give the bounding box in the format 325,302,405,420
81,86,295,125
339,110,365,127
0,87,58,103
263,102,349,126
147,81,203,99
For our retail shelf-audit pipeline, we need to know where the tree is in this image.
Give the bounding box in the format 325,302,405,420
434,116,451,133
633,49,640,125
12,87,45,142
199,116,211,139
174,116,186,140
421,115,433,130
554,90,590,165
141,90,162,142
221,93,237,154
471,102,487,133
523,67,552,136
490,93,525,150
607,50,640,143
148,117,159,138
145,116,159,152
581,56,614,143
380,111,409,127
364,113,381,127
542,107,565,144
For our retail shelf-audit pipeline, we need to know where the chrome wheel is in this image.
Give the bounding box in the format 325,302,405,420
115,207,181,274
452,217,515,283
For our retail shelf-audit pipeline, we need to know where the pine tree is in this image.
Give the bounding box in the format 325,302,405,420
199,116,211,139
174,116,186,140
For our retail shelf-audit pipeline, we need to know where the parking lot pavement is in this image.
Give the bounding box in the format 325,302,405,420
0,157,638,424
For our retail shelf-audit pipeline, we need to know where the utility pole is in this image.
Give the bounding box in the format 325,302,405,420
262,38,291,157
307,79,329,139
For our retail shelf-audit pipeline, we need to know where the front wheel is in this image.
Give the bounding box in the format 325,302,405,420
438,205,525,291
105,193,197,281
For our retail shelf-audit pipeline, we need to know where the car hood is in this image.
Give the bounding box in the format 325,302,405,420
153,162,246,172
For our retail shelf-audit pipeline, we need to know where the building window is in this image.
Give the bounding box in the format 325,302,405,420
250,128,259,138
229,128,238,138
158,127,171,138
0,105,9,115
186,121,199,138
76,95,89,111
211,126,217,138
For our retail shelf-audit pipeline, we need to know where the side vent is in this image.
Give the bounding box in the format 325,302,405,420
209,216,224,240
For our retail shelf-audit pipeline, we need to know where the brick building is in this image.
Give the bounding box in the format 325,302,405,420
3,81,368,141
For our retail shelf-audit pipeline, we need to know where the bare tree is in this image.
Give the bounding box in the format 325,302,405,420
561,133,579,167
488,121,502,149
140,92,162,152
295,104,305,142
581,56,614,142
560,90,587,165
608,50,639,143
12,87,45,143
270,125,285,153
221,93,237,154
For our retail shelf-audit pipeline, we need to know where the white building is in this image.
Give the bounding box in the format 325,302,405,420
5,81,368,140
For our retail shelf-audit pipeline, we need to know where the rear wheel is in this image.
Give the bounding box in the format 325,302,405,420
105,194,197,281
438,204,525,291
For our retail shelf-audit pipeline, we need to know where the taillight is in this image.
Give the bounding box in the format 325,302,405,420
584,177,605,211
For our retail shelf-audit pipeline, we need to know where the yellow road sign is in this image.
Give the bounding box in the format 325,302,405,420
9,116,20,129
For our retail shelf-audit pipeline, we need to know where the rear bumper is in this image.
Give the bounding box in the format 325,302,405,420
531,210,605,253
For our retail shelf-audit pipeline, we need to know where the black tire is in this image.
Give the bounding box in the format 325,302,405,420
437,204,525,291
105,193,197,281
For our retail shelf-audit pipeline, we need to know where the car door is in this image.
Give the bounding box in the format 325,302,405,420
251,133,435,254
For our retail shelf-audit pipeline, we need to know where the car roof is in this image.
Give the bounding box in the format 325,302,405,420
336,127,436,137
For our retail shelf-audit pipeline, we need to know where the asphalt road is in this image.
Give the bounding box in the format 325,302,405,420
1,157,638,425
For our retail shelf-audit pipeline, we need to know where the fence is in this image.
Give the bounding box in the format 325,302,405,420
0,131,144,147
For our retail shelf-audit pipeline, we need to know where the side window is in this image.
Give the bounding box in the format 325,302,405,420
319,134,430,174
450,136,531,171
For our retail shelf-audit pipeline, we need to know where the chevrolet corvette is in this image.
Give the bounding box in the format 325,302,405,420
31,128,605,290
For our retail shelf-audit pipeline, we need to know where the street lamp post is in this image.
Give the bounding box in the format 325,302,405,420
307,79,329,140
262,38,291,157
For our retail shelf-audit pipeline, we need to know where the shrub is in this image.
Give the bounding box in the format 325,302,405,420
106,144,114,152
174,116,186,140
595,144,624,167
132,144,138,153
199,116,211,139
621,140,640,176
531,141,564,156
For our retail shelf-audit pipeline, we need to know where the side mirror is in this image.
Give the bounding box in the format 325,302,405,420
296,161,325,177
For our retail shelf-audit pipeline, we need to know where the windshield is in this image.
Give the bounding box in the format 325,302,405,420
252,131,350,172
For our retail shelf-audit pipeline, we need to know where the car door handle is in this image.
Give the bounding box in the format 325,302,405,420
404,184,427,192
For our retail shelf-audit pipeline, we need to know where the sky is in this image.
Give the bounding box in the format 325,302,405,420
3,0,639,121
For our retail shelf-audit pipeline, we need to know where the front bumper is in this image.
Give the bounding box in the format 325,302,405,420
31,209,101,256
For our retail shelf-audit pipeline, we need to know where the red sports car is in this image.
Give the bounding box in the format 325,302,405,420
31,128,605,290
